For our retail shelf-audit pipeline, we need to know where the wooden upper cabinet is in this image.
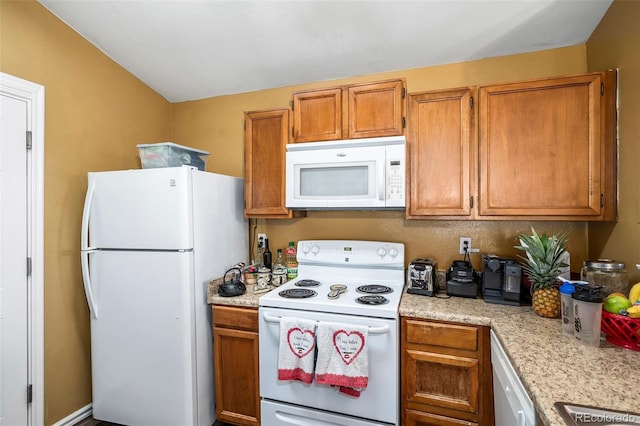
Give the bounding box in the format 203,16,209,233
347,79,405,139
407,88,474,218
244,108,296,218
478,71,617,220
292,79,405,143
291,88,342,142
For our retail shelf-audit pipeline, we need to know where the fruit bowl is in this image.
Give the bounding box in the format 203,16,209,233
601,310,640,351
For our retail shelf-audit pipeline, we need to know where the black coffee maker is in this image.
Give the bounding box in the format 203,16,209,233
481,255,522,305
446,260,480,298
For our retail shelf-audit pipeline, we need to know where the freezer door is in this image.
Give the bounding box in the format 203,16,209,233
84,167,193,250
90,250,212,426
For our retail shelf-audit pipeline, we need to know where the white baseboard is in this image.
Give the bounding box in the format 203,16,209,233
51,403,92,426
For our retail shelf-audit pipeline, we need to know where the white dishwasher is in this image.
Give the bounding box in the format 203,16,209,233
491,330,538,426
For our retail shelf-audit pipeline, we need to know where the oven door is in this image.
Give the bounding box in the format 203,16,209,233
259,307,399,425
262,400,390,426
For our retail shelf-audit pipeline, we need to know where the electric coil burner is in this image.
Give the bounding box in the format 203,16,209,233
357,284,393,294
259,240,405,426
295,279,321,287
278,288,317,298
356,295,389,305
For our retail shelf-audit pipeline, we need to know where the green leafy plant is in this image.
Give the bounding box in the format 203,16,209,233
514,227,570,318
515,227,570,289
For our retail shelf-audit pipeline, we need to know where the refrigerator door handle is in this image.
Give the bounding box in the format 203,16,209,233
81,180,96,251
81,249,99,318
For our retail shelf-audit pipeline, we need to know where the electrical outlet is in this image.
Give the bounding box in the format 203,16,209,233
258,233,267,248
459,237,472,254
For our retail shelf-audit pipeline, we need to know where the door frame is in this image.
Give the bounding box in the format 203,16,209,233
1,72,45,426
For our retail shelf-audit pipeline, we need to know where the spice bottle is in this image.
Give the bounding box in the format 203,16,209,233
286,241,298,280
272,249,287,286
262,238,272,270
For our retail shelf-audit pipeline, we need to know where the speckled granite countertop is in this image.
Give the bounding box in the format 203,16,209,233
208,280,638,425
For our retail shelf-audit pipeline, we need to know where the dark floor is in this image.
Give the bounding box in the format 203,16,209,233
73,418,118,426
74,417,230,426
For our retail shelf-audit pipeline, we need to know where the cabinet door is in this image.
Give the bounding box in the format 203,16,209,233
292,87,342,142
404,349,479,414
479,73,608,218
407,88,474,218
213,306,260,426
348,79,405,139
405,409,479,426
401,318,493,425
244,108,295,218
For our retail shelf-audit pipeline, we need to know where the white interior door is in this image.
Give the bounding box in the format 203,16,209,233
0,72,44,426
0,89,29,425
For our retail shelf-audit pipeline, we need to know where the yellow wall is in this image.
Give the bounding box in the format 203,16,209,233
172,46,592,274
2,1,631,424
586,0,640,282
1,2,172,424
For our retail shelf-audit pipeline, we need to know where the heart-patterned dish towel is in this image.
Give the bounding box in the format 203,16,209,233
315,321,369,397
277,317,317,384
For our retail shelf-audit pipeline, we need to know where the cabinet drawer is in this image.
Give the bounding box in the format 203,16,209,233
212,305,258,331
405,349,479,414
406,409,479,426
406,320,478,352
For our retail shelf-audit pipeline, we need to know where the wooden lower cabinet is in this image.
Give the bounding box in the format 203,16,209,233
212,305,260,426
401,317,494,426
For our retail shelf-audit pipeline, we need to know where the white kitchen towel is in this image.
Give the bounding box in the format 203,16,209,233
277,317,317,384
315,321,369,397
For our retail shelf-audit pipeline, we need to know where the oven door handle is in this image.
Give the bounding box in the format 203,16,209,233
262,312,391,335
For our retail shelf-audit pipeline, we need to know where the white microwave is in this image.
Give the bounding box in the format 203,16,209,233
285,136,405,209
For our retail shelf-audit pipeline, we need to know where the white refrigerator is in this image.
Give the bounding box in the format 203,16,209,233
80,166,248,426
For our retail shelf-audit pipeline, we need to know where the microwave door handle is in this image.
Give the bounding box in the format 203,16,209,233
377,160,385,201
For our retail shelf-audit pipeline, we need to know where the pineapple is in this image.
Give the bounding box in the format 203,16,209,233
531,287,562,318
515,227,570,318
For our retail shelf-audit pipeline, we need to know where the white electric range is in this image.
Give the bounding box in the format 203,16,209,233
259,240,404,426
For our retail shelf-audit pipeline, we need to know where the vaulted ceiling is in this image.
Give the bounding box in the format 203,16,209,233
38,0,613,102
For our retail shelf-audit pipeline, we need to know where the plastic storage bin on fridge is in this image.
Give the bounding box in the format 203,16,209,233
137,142,209,171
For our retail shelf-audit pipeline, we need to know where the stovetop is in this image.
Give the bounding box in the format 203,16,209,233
258,240,405,319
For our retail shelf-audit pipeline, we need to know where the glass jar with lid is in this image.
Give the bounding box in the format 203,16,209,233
580,259,628,296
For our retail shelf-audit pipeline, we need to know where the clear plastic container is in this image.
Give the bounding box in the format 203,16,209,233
572,285,604,347
580,259,628,296
558,282,576,336
137,142,209,171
